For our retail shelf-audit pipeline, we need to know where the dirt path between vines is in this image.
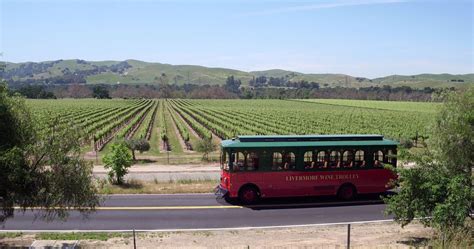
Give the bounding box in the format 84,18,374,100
169,109,192,153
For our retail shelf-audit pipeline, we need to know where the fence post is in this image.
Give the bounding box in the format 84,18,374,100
133,229,137,249
347,224,351,249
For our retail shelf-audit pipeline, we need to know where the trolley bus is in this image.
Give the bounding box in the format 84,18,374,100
215,135,398,204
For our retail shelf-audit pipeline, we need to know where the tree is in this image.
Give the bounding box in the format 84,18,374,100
0,83,100,222
67,84,93,98
92,85,110,99
384,87,473,242
225,75,241,94
103,141,133,185
159,72,169,85
161,133,170,150
195,137,216,161
16,85,56,99
125,138,150,160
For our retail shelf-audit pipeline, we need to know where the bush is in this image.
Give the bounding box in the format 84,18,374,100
125,138,150,160
195,138,216,161
384,87,473,239
399,138,414,148
103,141,133,185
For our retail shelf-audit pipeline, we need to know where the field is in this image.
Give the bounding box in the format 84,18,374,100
26,98,438,161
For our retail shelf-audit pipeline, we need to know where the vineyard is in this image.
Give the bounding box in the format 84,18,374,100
26,98,437,158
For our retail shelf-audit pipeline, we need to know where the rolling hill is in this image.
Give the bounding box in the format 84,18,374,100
1,59,472,89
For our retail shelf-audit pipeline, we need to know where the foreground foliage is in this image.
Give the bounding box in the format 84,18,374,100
195,137,216,161
103,141,133,185
0,84,100,222
384,87,473,243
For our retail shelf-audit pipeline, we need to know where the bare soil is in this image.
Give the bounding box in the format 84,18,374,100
83,222,433,248
169,109,192,153
1,222,433,248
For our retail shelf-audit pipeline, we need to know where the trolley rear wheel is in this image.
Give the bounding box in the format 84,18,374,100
238,186,260,205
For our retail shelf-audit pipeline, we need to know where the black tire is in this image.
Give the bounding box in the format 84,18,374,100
238,186,260,205
337,184,357,201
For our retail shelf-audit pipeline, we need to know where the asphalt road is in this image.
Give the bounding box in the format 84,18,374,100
1,194,392,231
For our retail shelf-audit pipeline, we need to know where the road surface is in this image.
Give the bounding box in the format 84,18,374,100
1,194,392,231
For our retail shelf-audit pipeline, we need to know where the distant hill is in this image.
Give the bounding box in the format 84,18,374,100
1,59,472,88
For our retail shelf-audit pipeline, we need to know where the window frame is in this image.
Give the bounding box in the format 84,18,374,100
231,151,246,172
373,150,384,167
246,151,259,171
272,151,283,170
342,150,353,168
220,149,230,171
303,150,314,169
316,150,327,168
354,149,365,167
329,150,341,168
284,151,296,170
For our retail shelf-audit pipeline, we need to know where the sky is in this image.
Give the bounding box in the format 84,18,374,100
1,0,473,78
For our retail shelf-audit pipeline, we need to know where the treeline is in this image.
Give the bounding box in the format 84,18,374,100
1,60,131,85
12,85,57,99
250,75,321,89
9,81,453,102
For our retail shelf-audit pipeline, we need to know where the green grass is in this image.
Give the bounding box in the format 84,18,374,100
0,233,23,239
36,232,131,241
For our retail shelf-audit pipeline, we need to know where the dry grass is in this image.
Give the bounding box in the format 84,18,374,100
97,178,218,194
2,221,435,249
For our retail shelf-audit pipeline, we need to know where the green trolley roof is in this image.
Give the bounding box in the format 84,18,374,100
221,135,398,148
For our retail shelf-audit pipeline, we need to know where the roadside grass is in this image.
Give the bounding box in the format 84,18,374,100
429,222,473,248
0,233,23,239
97,178,218,194
36,232,131,241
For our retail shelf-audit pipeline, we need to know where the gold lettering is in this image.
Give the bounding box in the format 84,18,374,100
286,173,359,183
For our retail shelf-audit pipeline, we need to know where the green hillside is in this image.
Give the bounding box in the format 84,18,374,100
1,59,472,88
372,74,474,89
